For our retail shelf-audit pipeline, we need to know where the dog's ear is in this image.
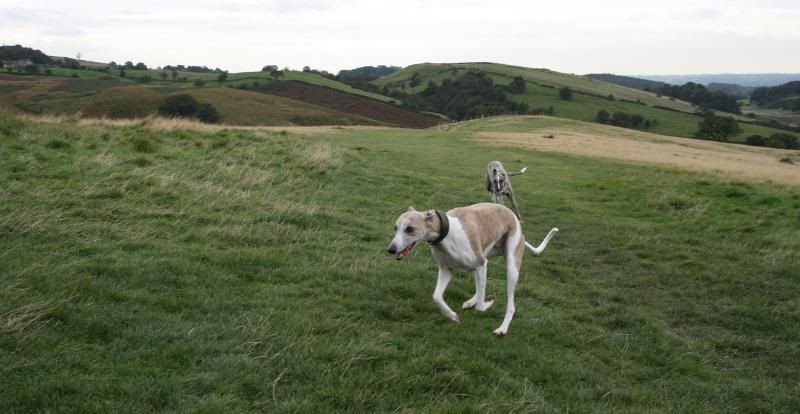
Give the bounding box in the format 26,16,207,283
425,210,435,222
407,206,416,212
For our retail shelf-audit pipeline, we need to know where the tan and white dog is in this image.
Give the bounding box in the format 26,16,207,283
387,203,558,336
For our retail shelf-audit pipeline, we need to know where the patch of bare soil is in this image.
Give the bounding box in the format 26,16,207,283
477,125,800,185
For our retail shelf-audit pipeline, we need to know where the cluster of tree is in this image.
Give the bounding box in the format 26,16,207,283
260,65,285,80
162,65,224,73
118,61,148,70
745,133,799,149
750,81,800,111
706,82,756,98
336,65,399,83
645,82,741,114
585,73,666,90
389,71,529,120
694,113,741,141
335,65,400,94
0,45,52,65
301,66,336,80
595,110,657,129
157,94,220,123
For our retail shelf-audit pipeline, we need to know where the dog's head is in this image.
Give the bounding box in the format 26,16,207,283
387,207,436,260
490,167,507,194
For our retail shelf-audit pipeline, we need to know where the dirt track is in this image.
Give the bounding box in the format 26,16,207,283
476,124,800,185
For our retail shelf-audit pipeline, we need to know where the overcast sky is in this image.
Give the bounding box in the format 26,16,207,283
2,0,798,75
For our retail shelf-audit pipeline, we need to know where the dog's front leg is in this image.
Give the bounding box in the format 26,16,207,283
463,261,494,311
433,267,459,323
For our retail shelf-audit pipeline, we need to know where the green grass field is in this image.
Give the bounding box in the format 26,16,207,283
1,111,798,412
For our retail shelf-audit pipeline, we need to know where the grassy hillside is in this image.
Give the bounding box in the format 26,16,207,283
374,62,695,112
1,112,798,412
0,74,406,127
374,62,791,141
38,66,395,103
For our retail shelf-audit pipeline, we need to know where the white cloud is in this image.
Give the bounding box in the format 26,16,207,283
1,0,798,74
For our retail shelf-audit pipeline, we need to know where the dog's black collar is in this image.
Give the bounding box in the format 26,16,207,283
429,210,449,245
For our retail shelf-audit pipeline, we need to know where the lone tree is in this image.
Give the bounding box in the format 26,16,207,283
270,69,284,80
160,71,168,80
695,114,741,141
508,76,526,94
559,86,573,100
171,70,178,80
216,71,228,82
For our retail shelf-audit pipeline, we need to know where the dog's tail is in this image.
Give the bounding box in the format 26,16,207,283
524,228,558,256
508,167,527,176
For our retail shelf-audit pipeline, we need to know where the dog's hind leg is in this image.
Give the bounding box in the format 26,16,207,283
493,257,519,336
463,260,494,311
495,230,524,336
433,267,459,323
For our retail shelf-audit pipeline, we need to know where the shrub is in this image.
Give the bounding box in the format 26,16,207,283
158,94,199,118
508,76,526,94
766,133,799,149
559,87,573,100
596,110,610,124
745,135,766,146
71,73,79,78
193,79,205,87
195,103,220,124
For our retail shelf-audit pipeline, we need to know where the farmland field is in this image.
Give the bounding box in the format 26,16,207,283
1,111,799,412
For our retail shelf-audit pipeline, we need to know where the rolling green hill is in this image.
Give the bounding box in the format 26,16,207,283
373,63,789,141
1,112,798,412
374,62,696,112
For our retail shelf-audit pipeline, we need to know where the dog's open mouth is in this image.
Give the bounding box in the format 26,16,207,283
395,241,417,260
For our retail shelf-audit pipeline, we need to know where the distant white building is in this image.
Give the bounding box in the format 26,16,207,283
2,58,33,68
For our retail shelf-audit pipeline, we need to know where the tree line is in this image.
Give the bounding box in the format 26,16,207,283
645,82,741,114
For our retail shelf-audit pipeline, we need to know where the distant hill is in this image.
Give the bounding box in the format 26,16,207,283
585,73,666,90
750,81,800,111
639,74,800,87
372,62,790,140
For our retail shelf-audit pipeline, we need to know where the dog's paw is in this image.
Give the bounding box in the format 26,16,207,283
475,296,495,312
493,327,507,337
462,297,477,309
448,312,460,323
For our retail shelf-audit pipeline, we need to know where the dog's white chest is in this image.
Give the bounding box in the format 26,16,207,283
431,217,481,272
